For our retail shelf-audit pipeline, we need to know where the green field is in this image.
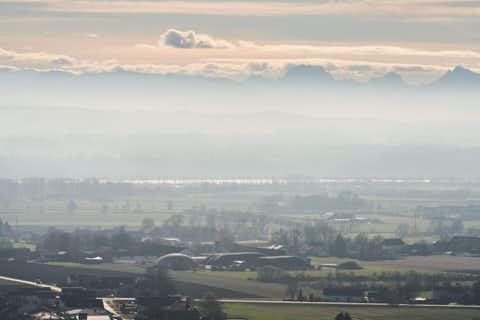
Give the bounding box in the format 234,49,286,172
223,303,480,320
309,255,480,273
45,262,146,274
43,262,286,298
170,270,286,299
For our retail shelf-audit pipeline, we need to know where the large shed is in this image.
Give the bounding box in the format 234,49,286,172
205,252,263,267
156,253,197,270
256,256,311,270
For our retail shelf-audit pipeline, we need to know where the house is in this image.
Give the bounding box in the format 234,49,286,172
0,286,57,315
84,256,104,264
323,287,367,303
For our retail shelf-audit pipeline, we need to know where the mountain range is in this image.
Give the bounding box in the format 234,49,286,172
0,64,479,89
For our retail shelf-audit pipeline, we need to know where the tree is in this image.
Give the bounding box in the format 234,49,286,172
335,312,352,320
138,266,176,296
297,288,305,301
141,218,155,233
0,239,12,248
257,266,288,282
272,229,290,247
199,292,225,320
67,200,77,213
43,228,72,251
452,218,464,235
395,224,409,238
286,280,298,299
333,234,347,258
100,203,109,214
111,227,134,250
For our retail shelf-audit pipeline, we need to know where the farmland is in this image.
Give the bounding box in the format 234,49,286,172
38,257,480,301
309,255,480,273
43,262,286,298
222,303,480,320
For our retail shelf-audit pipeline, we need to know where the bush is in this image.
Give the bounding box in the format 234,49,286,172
337,261,362,270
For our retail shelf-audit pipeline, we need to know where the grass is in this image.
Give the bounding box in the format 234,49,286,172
222,303,480,320
170,270,286,299
13,242,37,252
44,262,146,274
309,255,480,273
308,257,429,274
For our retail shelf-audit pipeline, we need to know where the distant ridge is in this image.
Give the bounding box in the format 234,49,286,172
368,72,405,87
1,64,479,90
282,65,334,82
430,66,480,87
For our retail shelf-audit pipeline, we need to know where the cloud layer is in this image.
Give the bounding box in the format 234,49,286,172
10,0,480,19
2,29,480,83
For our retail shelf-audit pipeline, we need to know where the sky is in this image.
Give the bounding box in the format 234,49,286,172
1,0,480,83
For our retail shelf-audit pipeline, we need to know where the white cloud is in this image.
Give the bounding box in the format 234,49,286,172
139,29,480,62
0,47,77,69
158,29,235,49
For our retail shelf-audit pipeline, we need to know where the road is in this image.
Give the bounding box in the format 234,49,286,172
0,275,61,293
102,297,129,319
217,299,480,309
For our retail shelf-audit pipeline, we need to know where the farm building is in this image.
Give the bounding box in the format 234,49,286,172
205,252,263,267
448,236,480,253
233,243,286,256
156,253,197,270
256,256,311,270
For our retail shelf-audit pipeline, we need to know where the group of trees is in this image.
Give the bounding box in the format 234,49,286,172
290,191,369,212
428,218,465,241
272,221,392,260
258,264,480,305
335,312,352,320
137,266,225,320
0,218,12,237
145,209,269,243
41,227,136,253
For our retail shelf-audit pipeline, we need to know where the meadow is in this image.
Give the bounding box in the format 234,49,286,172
222,303,480,320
